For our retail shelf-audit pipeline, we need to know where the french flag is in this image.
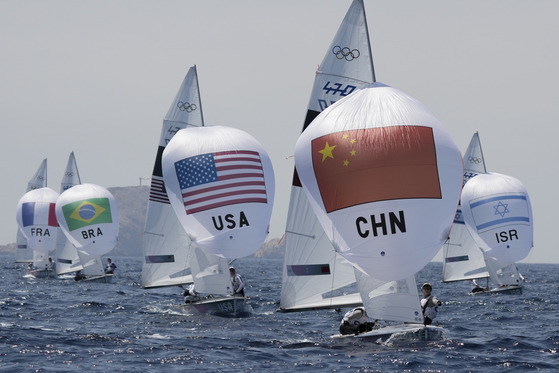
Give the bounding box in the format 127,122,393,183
21,202,57,227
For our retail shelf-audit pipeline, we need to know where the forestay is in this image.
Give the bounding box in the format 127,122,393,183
162,125,275,259
461,172,533,264
443,132,489,282
294,83,463,281
16,187,59,254
280,0,374,312
56,184,119,256
141,66,203,288
15,159,48,263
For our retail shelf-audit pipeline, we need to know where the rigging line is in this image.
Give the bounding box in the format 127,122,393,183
284,230,316,239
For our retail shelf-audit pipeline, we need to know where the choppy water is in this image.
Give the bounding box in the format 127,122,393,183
1,255,557,372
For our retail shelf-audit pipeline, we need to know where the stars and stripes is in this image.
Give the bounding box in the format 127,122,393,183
174,150,267,214
149,176,170,204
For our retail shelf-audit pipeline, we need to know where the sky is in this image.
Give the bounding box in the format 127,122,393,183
1,0,557,263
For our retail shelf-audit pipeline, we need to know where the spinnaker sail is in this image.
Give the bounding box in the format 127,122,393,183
55,183,119,256
162,125,275,259
294,82,463,281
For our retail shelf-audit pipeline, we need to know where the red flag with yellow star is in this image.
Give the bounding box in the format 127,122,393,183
311,125,442,213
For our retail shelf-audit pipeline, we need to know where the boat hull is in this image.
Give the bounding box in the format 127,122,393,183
189,296,248,316
332,323,445,343
27,269,55,279
77,274,113,283
472,284,522,295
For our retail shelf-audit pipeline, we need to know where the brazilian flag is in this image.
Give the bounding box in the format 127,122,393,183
62,198,112,231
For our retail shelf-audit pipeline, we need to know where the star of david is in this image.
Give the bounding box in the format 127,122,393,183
493,201,509,218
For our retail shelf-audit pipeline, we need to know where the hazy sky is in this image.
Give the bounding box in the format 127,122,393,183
1,1,557,263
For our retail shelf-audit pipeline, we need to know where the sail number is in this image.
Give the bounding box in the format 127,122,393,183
319,82,357,110
217,302,234,312
322,82,356,97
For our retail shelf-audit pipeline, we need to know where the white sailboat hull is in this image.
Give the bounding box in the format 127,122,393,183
332,324,445,343
27,269,55,279
187,296,248,316
472,284,523,295
76,274,113,283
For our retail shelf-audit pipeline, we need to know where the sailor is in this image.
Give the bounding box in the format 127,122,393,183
183,284,199,303
471,279,488,293
48,257,55,272
74,270,86,281
229,267,245,297
105,258,117,274
339,306,375,335
420,283,442,326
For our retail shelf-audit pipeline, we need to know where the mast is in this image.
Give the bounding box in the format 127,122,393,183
193,65,205,127
360,0,376,82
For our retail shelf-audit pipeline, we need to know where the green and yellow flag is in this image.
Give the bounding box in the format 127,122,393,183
62,198,112,231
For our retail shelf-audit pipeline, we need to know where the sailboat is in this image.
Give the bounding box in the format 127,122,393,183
279,0,374,313
55,152,111,282
293,5,464,338
443,133,526,294
140,65,203,289
186,246,246,316
16,187,60,279
461,172,533,295
442,133,490,284
15,159,49,269
162,125,275,316
55,183,119,283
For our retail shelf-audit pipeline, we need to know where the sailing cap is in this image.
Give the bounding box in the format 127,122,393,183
421,283,432,291
229,267,235,271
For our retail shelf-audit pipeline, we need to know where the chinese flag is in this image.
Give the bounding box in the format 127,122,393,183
311,125,441,213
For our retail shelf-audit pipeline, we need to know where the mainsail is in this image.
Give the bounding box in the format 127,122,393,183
141,66,204,288
279,0,374,312
442,133,489,282
55,152,84,275
15,159,48,263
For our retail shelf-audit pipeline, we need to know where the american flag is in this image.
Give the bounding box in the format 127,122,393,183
149,176,170,204
174,150,268,214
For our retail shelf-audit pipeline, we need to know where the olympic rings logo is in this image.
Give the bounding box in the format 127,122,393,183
177,101,197,112
332,46,360,61
468,156,482,164
65,172,74,177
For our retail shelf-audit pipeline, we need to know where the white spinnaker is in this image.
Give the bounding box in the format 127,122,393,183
190,246,232,295
55,152,84,275
15,159,48,263
355,270,423,324
56,184,119,256
141,65,203,288
461,172,533,264
294,83,463,281
280,0,374,312
16,187,59,254
162,125,275,259
443,132,489,282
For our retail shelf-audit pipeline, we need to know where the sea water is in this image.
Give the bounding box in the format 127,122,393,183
0,255,557,372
